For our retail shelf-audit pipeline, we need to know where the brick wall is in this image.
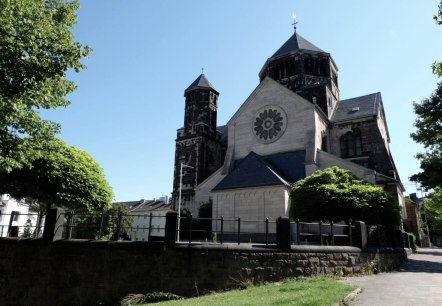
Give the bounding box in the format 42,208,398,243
0,239,406,306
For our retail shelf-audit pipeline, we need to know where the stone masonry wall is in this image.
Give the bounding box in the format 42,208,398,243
0,239,406,306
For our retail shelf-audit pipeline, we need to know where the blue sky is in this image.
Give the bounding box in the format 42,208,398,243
43,1,441,201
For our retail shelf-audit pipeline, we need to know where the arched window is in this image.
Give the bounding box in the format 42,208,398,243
340,131,363,158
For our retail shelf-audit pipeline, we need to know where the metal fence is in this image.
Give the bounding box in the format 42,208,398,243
61,211,167,241
178,216,277,245
290,220,354,246
2,208,404,249
0,212,43,238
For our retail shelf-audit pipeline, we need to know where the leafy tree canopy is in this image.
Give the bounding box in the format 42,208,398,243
435,0,442,25
410,82,442,189
0,139,113,212
73,204,132,240
0,0,91,171
433,1,442,77
423,187,442,236
290,167,400,227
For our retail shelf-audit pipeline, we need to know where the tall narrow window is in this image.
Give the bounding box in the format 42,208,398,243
355,134,362,156
321,134,328,152
340,131,363,158
346,132,354,157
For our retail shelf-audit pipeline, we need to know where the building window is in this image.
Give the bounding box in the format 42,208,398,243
12,211,20,222
185,153,191,164
321,134,328,152
340,131,362,158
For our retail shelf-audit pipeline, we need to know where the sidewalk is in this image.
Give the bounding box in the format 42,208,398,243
343,248,442,305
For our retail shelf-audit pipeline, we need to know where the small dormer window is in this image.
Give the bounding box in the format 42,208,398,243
312,97,317,104
351,107,360,112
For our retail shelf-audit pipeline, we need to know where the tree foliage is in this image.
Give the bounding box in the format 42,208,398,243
423,188,442,236
0,0,91,171
435,0,442,25
410,82,442,189
290,167,400,227
433,1,442,77
0,139,113,212
73,204,133,240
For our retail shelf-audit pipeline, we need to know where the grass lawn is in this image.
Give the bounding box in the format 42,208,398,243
139,277,355,306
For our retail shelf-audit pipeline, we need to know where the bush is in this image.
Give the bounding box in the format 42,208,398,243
290,167,400,227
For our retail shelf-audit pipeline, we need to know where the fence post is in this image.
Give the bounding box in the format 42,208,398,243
7,211,16,237
98,211,105,240
296,219,300,245
331,221,335,246
164,211,178,249
188,215,193,245
220,216,224,245
43,208,65,243
348,219,353,246
353,221,367,249
114,210,123,241
276,216,291,251
148,213,153,240
319,221,323,245
265,218,269,246
65,212,72,239
237,217,241,245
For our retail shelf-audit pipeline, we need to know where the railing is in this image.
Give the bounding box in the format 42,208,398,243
178,216,277,246
61,211,166,241
2,207,406,250
290,220,354,246
0,212,43,238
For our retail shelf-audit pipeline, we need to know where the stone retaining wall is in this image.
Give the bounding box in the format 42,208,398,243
0,239,406,306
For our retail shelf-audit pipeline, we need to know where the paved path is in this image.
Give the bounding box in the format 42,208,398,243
343,248,442,305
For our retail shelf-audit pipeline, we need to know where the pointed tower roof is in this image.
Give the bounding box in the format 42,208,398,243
185,73,218,94
271,32,325,59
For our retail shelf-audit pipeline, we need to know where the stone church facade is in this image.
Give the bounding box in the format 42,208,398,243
172,31,405,229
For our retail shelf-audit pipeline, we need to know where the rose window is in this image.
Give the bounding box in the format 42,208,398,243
254,108,284,141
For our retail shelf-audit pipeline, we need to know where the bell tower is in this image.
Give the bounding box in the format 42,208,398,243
172,73,226,214
259,28,340,118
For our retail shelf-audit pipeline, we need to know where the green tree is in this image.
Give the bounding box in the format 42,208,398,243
423,188,442,237
290,167,400,227
410,82,442,189
433,1,442,77
0,0,91,171
0,139,113,213
20,218,33,238
435,1,442,25
72,204,133,240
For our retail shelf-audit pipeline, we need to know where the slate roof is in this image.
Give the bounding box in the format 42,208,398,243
271,33,325,59
113,199,171,212
129,200,171,213
185,73,218,93
332,92,381,122
217,125,228,144
213,150,306,191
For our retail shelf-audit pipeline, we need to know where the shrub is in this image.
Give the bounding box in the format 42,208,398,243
290,167,400,227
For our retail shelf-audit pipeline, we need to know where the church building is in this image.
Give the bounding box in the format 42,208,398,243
172,29,405,229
